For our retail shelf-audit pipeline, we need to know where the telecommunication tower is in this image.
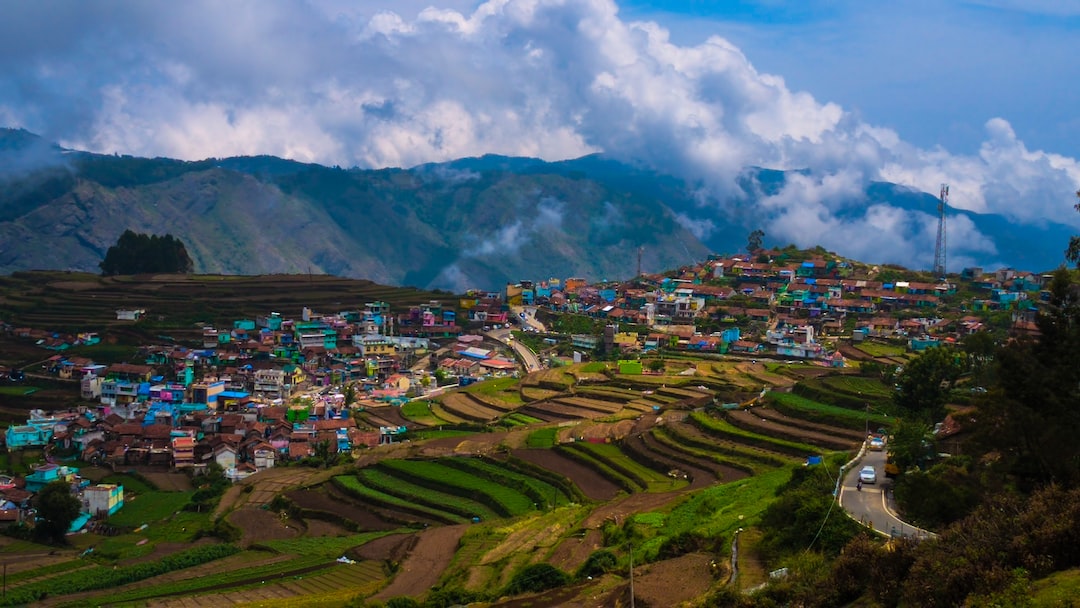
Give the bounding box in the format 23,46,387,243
933,184,948,280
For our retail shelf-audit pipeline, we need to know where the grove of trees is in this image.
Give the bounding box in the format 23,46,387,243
99,230,193,276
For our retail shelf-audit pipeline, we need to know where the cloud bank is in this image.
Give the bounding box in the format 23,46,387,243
1,0,1077,270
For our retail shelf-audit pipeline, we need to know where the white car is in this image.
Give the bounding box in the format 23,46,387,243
868,437,885,451
859,465,877,484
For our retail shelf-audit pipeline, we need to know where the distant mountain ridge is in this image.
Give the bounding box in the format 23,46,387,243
0,128,1072,290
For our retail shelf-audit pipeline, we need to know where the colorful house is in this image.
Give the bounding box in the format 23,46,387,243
84,484,124,517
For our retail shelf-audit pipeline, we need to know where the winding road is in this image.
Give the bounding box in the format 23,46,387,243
838,445,935,540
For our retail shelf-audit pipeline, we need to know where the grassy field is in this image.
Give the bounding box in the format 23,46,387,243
853,341,907,358
525,427,559,448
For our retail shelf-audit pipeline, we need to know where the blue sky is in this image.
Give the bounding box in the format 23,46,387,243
619,0,1080,157
1,0,1077,269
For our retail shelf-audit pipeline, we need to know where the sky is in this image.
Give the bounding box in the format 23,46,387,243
2,0,1079,269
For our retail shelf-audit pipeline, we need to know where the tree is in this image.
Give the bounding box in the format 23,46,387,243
34,480,81,544
747,229,765,255
887,417,934,473
978,267,1080,487
99,229,193,275
892,346,964,419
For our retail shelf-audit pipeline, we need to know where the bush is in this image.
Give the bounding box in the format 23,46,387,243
504,563,570,595
576,549,619,580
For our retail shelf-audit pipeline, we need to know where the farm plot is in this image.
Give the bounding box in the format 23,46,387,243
376,459,539,518
437,456,575,508
768,391,893,431
550,396,624,415
556,441,690,493
371,524,468,602
621,427,752,489
285,485,401,532
519,400,598,422
439,392,504,423
334,474,469,525
723,408,861,451
820,374,895,399
463,390,518,412
754,405,869,442
656,417,796,471
689,411,825,458
510,448,622,501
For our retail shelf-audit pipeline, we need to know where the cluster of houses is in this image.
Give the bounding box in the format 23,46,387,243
0,460,123,532
503,254,1051,361
2,300,528,502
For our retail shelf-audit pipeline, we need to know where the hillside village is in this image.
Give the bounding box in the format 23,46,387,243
0,248,1051,535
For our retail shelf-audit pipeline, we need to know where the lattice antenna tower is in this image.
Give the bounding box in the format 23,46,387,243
933,184,948,280
637,246,643,277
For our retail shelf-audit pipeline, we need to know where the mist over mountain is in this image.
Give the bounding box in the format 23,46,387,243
0,128,1073,290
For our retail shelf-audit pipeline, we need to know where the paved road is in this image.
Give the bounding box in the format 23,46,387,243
487,328,542,373
838,446,935,540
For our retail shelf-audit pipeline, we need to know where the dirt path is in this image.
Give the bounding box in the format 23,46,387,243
372,524,467,601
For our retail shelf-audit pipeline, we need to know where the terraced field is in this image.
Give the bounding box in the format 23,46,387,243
724,407,862,452
0,271,450,342
439,392,505,423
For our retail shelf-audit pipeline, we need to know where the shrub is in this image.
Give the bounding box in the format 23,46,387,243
576,549,618,580
504,563,570,595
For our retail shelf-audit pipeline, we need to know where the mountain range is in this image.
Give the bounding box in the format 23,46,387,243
0,128,1073,291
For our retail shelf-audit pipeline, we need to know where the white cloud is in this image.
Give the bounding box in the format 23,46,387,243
2,0,1078,270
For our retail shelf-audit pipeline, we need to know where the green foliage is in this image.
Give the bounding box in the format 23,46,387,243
887,417,935,473
747,229,765,254
504,563,570,595
99,229,193,275
423,587,489,607
758,465,862,561
893,346,965,418
525,427,558,448
824,534,918,607
893,457,982,529
576,549,619,579
33,480,81,544
186,464,229,512
978,267,1080,487
900,485,1080,606
0,543,239,605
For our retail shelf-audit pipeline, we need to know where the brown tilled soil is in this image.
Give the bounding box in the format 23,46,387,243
547,528,603,574
511,448,621,501
227,506,303,544
581,492,689,530
372,524,468,601
592,552,721,608
349,532,419,563
726,408,860,450
755,405,867,441
285,486,399,532
139,471,195,491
